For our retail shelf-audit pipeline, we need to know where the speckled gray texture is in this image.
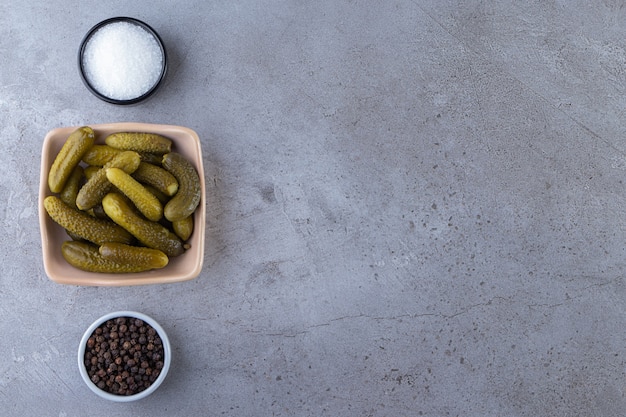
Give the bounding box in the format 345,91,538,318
2,1,626,416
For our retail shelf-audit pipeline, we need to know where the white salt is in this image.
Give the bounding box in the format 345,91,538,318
82,21,164,101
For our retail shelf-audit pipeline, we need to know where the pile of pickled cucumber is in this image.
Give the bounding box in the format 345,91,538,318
44,126,201,273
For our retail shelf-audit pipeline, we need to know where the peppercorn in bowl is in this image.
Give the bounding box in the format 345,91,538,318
78,311,171,401
38,122,206,286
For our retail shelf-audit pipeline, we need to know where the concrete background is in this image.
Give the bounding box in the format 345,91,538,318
1,1,625,416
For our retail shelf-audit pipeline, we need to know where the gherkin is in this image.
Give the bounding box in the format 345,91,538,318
58,165,84,209
48,126,94,193
62,241,162,273
105,132,172,154
132,162,179,197
76,151,141,211
44,196,133,246
82,144,122,166
172,215,194,241
161,152,201,222
99,242,168,270
106,167,163,222
102,192,184,257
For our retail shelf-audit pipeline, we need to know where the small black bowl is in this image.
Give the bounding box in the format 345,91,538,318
78,17,167,105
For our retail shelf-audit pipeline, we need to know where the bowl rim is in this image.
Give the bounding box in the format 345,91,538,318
78,16,168,105
77,311,171,402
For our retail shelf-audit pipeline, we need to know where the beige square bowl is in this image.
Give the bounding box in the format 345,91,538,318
39,122,205,286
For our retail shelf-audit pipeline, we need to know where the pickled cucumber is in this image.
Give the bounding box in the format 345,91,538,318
83,144,162,166
138,152,164,165
62,241,159,273
99,242,168,270
44,196,133,246
91,205,108,220
82,144,122,166
84,165,100,180
105,132,172,154
76,151,141,211
102,193,184,257
48,126,95,193
106,167,163,222
172,215,194,241
143,184,170,204
162,152,201,222
132,162,178,197
59,165,84,209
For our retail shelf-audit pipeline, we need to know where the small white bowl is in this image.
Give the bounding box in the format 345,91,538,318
78,311,171,402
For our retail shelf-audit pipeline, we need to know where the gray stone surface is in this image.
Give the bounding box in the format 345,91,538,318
1,1,625,416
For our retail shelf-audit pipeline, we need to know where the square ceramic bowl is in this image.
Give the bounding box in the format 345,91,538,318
39,122,205,286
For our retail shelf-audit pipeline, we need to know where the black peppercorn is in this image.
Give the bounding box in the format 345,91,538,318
84,316,165,396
